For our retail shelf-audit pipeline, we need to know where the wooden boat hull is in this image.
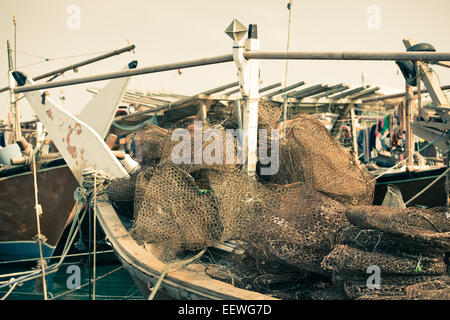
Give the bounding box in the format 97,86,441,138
373,166,448,207
0,162,78,261
96,196,275,300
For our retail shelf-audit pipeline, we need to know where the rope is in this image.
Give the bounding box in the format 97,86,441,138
0,177,90,290
49,266,124,300
404,167,450,206
15,49,114,69
147,248,206,300
282,0,294,138
0,170,115,299
0,281,19,300
0,250,114,266
92,174,97,300
31,144,48,300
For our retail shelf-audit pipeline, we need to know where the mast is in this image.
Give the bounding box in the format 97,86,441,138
7,39,20,143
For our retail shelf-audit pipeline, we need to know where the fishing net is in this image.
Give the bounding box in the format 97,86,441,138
205,167,280,241
220,100,282,130
238,183,350,275
130,162,284,258
270,115,375,205
321,244,447,275
130,161,223,258
405,276,450,300
381,185,406,208
345,205,450,251
106,166,141,219
334,225,449,257
258,100,283,130
132,124,173,165
342,274,450,300
103,98,448,299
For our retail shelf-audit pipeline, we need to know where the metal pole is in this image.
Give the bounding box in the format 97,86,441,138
244,51,450,61
416,61,423,120
14,51,450,94
283,0,294,136
13,13,16,71
31,145,48,300
6,40,16,143
0,45,136,94
405,83,414,171
93,175,97,300
263,80,305,98
14,54,233,94
235,99,243,131
35,45,136,81
350,104,358,162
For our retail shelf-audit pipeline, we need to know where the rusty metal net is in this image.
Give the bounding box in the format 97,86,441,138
342,275,450,300
270,115,375,206
104,100,448,299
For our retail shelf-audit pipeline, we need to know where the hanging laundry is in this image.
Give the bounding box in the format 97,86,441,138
369,124,377,154
381,115,389,134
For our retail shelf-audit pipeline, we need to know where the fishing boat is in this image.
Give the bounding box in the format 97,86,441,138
373,166,448,207
371,39,450,208
0,157,78,261
0,57,136,262
10,21,450,300
11,69,277,300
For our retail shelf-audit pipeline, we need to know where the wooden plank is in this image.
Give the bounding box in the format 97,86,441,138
263,81,305,98
310,83,348,98
291,85,331,99
329,86,368,99
287,84,323,98
348,86,379,99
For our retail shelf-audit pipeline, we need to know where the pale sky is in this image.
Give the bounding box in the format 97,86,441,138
1,0,449,121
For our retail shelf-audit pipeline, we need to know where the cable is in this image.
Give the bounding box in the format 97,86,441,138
49,266,124,300
15,49,113,69
404,167,450,206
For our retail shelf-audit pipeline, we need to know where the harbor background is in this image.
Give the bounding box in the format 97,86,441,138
1,0,450,122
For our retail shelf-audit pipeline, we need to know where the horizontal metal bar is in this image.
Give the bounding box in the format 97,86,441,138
244,51,450,61
14,54,233,93
362,85,450,103
310,84,348,98
330,86,368,99
349,86,380,99
202,81,239,95
0,44,136,94
259,82,283,93
224,82,281,96
292,85,331,99
264,81,305,98
287,84,323,97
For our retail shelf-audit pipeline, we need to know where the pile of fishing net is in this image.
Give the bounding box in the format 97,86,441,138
270,115,375,205
320,205,450,300
218,99,283,130
105,100,449,299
